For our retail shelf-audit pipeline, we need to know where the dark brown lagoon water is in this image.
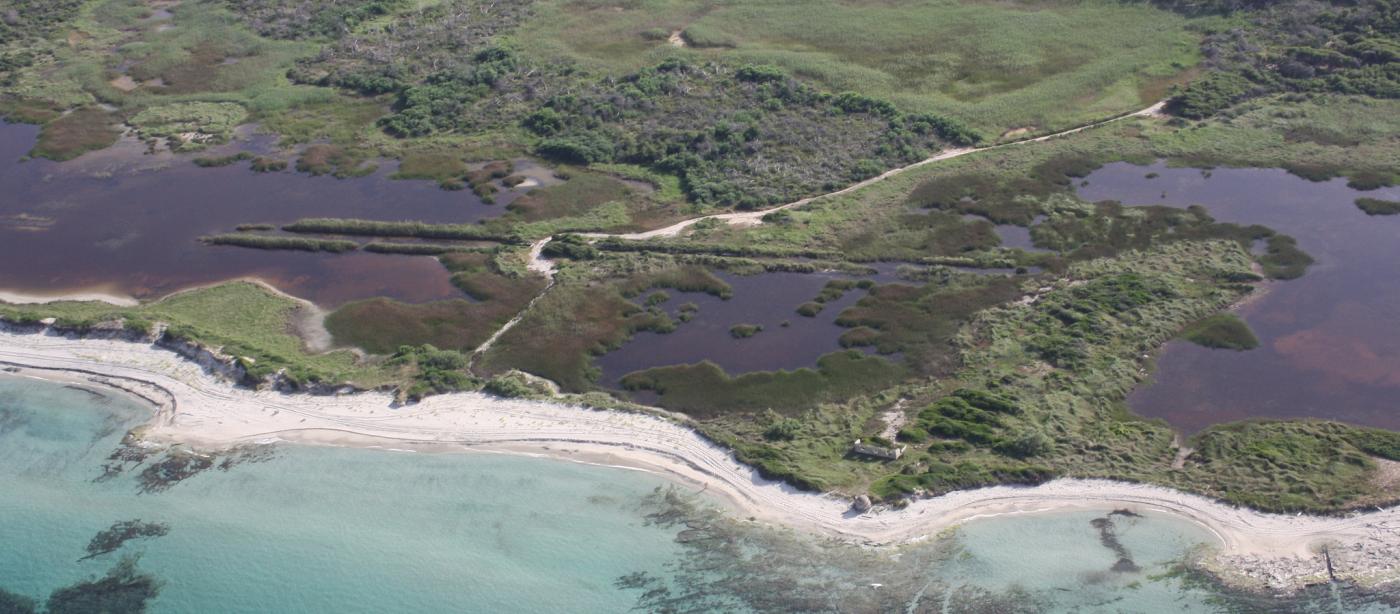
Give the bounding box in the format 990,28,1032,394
0,122,506,307
1080,162,1400,433
595,271,878,385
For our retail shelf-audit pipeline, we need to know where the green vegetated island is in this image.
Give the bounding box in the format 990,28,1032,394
2,0,1400,516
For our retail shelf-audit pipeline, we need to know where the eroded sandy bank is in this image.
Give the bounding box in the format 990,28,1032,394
1,327,1397,592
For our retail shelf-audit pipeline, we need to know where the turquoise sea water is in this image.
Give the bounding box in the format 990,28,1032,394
0,376,681,612
3,374,1397,613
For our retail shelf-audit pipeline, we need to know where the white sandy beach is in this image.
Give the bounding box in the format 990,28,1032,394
1,327,1397,591
0,289,140,307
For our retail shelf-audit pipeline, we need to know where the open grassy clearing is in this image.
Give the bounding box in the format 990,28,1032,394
517,0,1205,134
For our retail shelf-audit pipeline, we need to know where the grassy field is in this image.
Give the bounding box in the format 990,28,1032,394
516,0,1206,134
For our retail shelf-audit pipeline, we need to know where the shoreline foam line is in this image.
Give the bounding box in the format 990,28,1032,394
1,327,1398,592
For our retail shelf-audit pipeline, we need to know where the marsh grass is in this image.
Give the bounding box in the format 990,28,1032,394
31,107,120,160
619,352,905,418
325,267,546,353
1356,197,1400,216
282,218,519,242
1179,313,1259,350
200,234,359,253
505,171,635,222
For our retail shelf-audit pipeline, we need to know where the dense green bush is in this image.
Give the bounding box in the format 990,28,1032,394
388,345,474,400
1154,0,1400,118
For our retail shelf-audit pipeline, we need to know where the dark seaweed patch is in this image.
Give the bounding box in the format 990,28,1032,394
45,555,160,614
136,445,275,494
0,588,36,614
95,433,158,483
82,520,170,560
618,488,1048,613
0,405,29,437
1090,515,1140,573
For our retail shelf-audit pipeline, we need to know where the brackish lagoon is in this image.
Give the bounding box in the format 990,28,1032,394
0,122,509,307
1079,163,1400,433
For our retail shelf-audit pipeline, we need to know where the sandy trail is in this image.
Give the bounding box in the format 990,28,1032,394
588,102,1165,241
1,327,1397,591
0,289,140,307
468,238,558,365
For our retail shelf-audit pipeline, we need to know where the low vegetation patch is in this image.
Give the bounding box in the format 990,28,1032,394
130,102,248,151
326,256,546,354
620,352,904,419
200,234,359,253
282,218,519,243
728,323,763,339
506,171,633,222
1356,197,1400,216
476,282,678,390
1179,314,1259,351
31,108,120,161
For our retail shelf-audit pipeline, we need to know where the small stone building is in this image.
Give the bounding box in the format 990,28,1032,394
850,439,905,460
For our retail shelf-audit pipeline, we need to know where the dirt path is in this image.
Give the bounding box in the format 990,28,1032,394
467,237,558,367
584,101,1165,242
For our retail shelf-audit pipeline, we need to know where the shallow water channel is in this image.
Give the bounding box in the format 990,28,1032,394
1079,162,1400,432
0,121,508,307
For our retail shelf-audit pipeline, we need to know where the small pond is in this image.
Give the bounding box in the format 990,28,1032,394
595,271,882,386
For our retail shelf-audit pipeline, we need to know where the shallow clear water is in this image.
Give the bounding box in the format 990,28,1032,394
5,375,1396,612
0,375,682,612
1079,162,1400,432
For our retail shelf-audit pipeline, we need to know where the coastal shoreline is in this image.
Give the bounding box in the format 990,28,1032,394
2,327,1398,593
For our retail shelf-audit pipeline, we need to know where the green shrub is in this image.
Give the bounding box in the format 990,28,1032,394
729,323,763,338
1166,72,1255,119
680,24,736,48
763,418,802,441
994,430,1053,458
1258,235,1313,280
536,131,616,164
